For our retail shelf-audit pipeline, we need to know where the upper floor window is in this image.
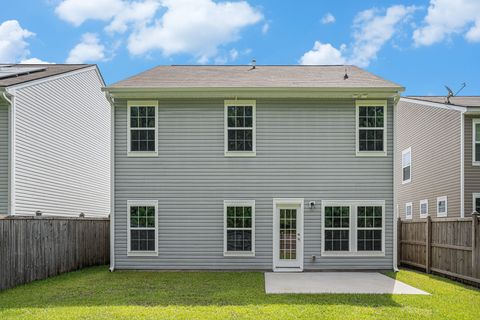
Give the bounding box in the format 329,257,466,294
437,196,447,217
224,200,255,256
127,200,158,256
474,119,480,165
224,100,256,157
402,147,412,184
356,100,387,157
128,101,158,157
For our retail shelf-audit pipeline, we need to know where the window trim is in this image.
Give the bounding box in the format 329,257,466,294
355,100,388,157
419,199,428,218
436,196,448,217
473,119,480,166
472,193,480,214
127,100,158,157
224,100,256,157
402,147,412,184
321,200,385,257
127,200,158,256
405,202,413,220
223,200,255,257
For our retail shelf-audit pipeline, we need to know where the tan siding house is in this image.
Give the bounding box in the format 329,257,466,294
396,97,480,220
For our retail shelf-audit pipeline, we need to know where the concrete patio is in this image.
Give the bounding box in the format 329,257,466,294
265,272,429,294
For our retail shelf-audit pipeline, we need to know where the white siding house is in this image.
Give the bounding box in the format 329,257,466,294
0,64,110,217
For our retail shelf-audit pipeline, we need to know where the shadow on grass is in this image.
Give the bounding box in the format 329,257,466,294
0,266,408,309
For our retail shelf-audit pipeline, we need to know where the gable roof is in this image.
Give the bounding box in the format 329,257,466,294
406,96,480,107
0,64,92,88
108,65,404,90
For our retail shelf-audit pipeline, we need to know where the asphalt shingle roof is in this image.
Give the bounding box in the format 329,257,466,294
406,96,480,107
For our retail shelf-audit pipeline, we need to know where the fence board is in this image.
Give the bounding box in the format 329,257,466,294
398,217,480,285
0,217,109,291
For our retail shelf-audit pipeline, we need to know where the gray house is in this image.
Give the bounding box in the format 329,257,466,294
396,96,480,220
105,65,404,271
0,64,110,217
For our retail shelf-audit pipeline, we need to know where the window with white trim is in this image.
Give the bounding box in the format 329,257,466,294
474,119,480,164
420,199,428,218
437,196,447,217
322,200,385,255
127,200,158,255
405,202,413,219
356,100,387,156
128,101,158,156
474,194,480,214
224,100,256,156
224,200,255,256
402,147,411,184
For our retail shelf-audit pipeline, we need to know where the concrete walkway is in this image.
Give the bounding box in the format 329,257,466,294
265,272,429,294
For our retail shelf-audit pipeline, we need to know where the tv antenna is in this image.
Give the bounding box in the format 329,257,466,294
444,82,466,104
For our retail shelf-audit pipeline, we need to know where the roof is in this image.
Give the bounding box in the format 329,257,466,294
406,96,480,107
108,65,404,90
0,64,92,88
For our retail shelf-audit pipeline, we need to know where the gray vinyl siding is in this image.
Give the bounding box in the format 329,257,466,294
12,69,110,217
0,100,8,215
464,115,480,215
396,100,461,219
114,98,394,270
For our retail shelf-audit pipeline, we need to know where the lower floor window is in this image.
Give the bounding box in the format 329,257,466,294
322,201,385,255
128,200,158,255
224,200,255,255
474,194,480,213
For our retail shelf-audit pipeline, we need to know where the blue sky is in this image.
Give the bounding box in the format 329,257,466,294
1,0,480,95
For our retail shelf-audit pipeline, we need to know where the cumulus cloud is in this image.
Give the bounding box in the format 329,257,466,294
20,58,54,64
55,0,124,26
66,33,106,63
321,13,336,24
299,41,346,65
413,0,480,45
300,5,417,67
0,20,34,62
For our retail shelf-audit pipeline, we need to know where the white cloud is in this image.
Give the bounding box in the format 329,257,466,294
300,5,417,67
0,20,34,62
299,41,346,65
66,33,106,63
321,13,336,24
20,58,54,64
127,0,263,62
229,48,239,60
105,0,162,34
55,0,124,26
262,22,269,34
413,0,480,45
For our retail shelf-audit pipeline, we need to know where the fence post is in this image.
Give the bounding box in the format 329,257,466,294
473,215,479,279
397,218,402,268
426,216,432,274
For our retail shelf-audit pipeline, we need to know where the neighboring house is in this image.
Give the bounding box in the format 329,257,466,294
105,65,404,271
396,96,480,220
0,64,110,217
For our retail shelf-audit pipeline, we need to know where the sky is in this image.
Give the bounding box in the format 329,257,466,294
1,0,480,95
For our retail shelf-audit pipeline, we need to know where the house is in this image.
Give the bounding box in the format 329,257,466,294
0,64,110,217
105,65,404,271
396,96,480,220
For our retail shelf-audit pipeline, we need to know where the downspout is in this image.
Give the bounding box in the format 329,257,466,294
460,112,465,218
105,91,115,272
392,93,400,272
2,88,15,217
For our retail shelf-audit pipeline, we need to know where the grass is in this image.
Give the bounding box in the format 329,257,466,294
0,266,479,319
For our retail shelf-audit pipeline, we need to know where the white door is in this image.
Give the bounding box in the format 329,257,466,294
273,199,304,271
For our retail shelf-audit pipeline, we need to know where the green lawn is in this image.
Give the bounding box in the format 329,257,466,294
0,266,479,320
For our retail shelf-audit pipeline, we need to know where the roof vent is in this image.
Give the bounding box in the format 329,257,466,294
0,66,47,80
249,59,256,70
344,67,349,80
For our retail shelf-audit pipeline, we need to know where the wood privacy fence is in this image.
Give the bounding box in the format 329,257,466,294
0,217,109,291
398,216,480,284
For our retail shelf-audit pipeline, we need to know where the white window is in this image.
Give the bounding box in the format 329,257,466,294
419,199,428,218
405,202,413,219
322,200,385,256
127,200,158,256
437,196,448,217
474,119,480,165
127,101,158,157
402,147,412,184
224,100,256,157
224,200,255,256
356,100,387,157
473,193,480,214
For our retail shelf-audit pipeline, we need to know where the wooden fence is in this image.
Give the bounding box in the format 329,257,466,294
398,216,480,284
0,217,109,291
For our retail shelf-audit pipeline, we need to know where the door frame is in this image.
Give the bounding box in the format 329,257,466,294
272,198,304,272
